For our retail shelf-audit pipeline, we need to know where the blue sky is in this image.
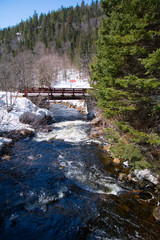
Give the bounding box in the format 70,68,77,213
0,0,94,29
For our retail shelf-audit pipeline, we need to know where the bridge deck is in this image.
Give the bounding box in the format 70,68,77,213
19,87,90,100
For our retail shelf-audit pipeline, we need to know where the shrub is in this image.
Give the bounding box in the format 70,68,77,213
111,140,143,162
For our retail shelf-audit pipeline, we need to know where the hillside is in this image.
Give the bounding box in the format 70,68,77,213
0,1,102,73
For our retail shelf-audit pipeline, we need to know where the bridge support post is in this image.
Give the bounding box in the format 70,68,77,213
62,89,65,97
72,88,75,97
50,88,53,98
24,87,28,97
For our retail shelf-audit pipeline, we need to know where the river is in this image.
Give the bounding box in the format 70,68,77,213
0,104,160,240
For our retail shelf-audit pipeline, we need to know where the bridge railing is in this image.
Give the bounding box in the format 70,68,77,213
19,87,88,97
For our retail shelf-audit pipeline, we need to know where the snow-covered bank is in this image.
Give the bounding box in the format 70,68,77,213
0,91,55,132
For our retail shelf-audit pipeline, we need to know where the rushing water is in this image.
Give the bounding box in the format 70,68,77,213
0,104,160,240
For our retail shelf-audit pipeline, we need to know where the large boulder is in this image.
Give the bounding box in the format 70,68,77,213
19,112,37,125
87,112,95,120
20,129,35,138
19,111,55,126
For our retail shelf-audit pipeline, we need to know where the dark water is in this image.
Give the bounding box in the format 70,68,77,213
0,104,160,240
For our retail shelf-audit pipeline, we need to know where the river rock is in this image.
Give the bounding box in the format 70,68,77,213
0,137,12,152
119,173,127,181
127,173,138,183
113,158,121,164
153,206,160,221
20,129,35,138
91,117,101,126
2,154,11,161
103,144,111,151
89,131,99,138
87,112,95,120
98,129,105,135
19,111,55,126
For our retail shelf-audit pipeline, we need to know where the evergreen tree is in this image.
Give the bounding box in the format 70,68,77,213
90,0,160,166
91,0,160,120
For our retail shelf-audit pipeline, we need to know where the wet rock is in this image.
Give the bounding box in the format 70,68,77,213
77,106,84,113
119,173,127,181
113,158,121,164
87,112,95,120
41,126,52,132
20,129,35,138
0,137,12,152
153,206,160,221
103,144,111,151
127,173,133,182
91,117,101,126
2,155,11,161
19,112,55,126
89,131,99,138
127,173,138,183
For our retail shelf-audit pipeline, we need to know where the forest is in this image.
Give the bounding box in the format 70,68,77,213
91,0,160,172
0,0,102,90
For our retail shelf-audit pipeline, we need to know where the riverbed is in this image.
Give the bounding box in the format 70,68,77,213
0,104,160,239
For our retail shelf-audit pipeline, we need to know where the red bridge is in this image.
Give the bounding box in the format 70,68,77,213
19,87,90,100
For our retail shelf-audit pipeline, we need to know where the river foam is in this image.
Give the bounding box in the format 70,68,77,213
57,155,121,196
34,120,91,143
33,117,121,196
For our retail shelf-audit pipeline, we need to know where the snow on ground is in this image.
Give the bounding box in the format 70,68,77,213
54,81,91,88
134,169,159,185
53,68,91,89
0,91,54,132
55,68,91,88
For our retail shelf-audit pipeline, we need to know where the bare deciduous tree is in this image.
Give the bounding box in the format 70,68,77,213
34,53,64,87
13,50,34,88
0,58,19,112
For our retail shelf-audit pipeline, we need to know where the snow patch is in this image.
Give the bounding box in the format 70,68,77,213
0,91,54,132
134,169,159,185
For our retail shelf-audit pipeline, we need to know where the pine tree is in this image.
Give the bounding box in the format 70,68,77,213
90,0,160,168
91,0,160,120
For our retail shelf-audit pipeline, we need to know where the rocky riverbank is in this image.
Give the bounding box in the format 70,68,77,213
0,91,56,157
90,112,160,184
51,101,160,193
88,111,160,221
